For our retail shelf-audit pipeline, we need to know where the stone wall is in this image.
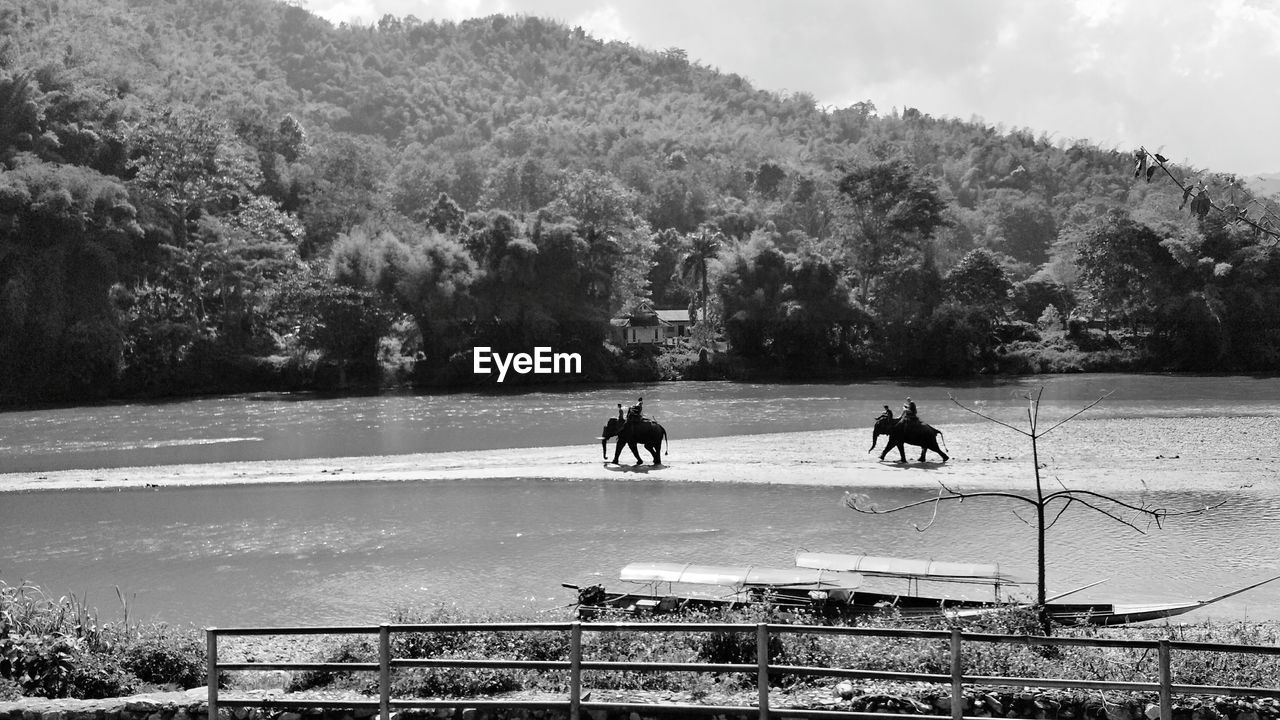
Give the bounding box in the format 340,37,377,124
4,686,1280,720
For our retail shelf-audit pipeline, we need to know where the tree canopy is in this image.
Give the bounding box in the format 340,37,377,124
2,0,1278,401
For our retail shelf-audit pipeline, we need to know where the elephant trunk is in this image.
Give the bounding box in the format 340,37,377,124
601,435,608,459
869,429,880,453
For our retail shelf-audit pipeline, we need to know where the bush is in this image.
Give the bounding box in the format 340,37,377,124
0,676,21,700
0,632,79,697
66,653,140,699
389,667,522,698
285,640,375,692
119,629,205,689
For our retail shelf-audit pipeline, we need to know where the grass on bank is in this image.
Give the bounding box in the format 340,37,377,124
5,580,1280,703
0,580,208,700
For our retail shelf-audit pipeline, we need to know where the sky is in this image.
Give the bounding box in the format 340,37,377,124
302,0,1280,177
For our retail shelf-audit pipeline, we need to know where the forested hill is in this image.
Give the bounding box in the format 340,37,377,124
2,0,1278,404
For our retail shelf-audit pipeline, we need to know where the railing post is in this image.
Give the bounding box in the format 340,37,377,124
950,627,963,720
379,624,391,720
756,623,770,720
1158,639,1172,720
206,628,218,720
569,622,583,720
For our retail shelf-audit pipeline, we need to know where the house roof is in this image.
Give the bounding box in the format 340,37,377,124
611,308,690,327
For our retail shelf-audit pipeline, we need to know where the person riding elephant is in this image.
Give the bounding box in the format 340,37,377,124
627,397,644,422
902,397,918,424
870,407,947,463
602,411,667,466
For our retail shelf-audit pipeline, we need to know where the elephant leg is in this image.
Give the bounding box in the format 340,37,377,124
629,441,643,465
649,442,662,465
611,440,623,464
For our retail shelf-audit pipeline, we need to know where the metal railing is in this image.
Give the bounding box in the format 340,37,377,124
207,621,1280,720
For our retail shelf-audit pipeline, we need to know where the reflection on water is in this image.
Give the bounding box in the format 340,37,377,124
2,478,1278,627
3,374,1280,627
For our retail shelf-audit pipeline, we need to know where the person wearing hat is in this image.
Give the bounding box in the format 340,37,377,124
626,396,644,422
902,397,918,424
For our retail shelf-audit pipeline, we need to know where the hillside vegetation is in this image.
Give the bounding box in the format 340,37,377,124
1,0,1278,403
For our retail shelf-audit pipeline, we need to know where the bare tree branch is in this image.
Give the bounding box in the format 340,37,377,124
1040,391,1113,436
947,393,1031,436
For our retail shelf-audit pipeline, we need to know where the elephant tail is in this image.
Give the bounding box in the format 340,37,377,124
937,429,948,453
663,426,669,456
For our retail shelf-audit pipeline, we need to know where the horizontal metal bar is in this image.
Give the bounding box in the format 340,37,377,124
769,624,952,641
392,659,568,670
390,699,569,709
580,661,754,673
770,665,949,684
961,632,1160,650
216,662,380,672
217,700,381,709
1169,640,1280,656
1173,684,1280,699
578,622,753,633
581,701,759,715
209,626,377,636
964,675,1159,693
387,622,572,633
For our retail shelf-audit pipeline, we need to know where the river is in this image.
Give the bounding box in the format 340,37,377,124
1,374,1278,627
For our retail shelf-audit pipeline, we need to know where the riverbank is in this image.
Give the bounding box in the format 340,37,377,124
2,414,1276,496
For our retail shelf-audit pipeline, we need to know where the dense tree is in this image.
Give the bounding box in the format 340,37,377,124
1073,210,1178,334
0,0,1272,400
832,159,949,305
944,248,1012,312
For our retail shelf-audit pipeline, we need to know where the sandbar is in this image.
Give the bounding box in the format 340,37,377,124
1,415,1275,497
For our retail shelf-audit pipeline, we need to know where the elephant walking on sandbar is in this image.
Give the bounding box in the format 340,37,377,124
870,407,948,463
601,417,668,466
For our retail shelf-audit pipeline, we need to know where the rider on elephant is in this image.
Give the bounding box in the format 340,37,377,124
626,397,644,423
902,397,919,426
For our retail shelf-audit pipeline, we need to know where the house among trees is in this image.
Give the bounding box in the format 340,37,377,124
610,307,693,346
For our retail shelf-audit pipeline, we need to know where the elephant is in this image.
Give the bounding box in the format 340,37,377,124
601,417,668,466
870,408,948,463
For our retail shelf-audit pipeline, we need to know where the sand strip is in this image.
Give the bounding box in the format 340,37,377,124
1,422,1272,496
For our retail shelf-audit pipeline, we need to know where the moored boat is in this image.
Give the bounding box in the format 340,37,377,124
569,555,1280,627
567,560,999,621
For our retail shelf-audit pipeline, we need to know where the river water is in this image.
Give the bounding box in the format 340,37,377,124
1,374,1279,627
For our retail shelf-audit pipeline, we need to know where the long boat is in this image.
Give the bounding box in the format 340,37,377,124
797,552,1280,627
794,551,1021,599
569,556,1280,627
567,561,1002,621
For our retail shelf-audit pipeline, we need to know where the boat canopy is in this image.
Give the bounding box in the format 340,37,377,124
620,562,863,590
796,552,1020,584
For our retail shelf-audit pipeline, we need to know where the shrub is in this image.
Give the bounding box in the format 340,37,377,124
0,632,79,697
0,676,21,700
285,640,375,692
119,628,205,689
1037,304,1063,331
66,652,140,699
389,667,521,698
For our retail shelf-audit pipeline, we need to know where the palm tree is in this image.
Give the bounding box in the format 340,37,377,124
678,230,723,326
